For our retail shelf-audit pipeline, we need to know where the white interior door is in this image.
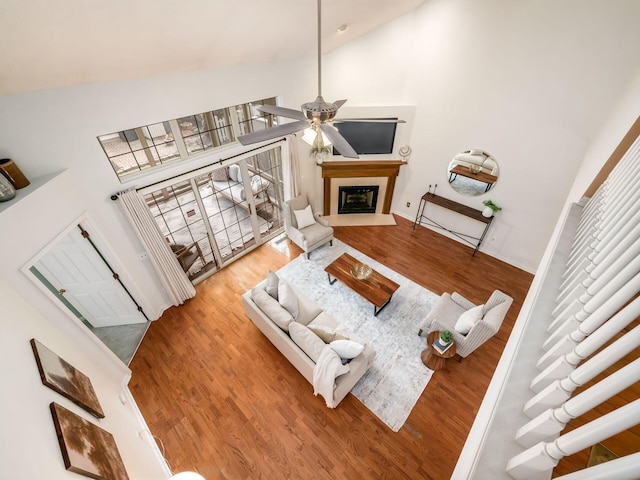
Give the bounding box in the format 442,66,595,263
35,227,146,327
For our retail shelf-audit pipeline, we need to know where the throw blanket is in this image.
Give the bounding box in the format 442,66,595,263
313,345,350,408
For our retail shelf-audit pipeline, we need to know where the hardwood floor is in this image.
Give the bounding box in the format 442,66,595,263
129,215,534,479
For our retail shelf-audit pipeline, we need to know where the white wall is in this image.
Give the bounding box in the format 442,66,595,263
0,1,639,475
0,277,168,479
0,61,300,480
316,0,640,271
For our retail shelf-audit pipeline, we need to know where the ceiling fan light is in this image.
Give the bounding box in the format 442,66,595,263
302,128,331,147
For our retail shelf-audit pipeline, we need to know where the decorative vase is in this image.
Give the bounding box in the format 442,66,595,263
0,174,16,202
0,158,30,189
482,206,494,217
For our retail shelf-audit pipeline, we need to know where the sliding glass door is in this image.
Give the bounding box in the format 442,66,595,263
143,146,284,282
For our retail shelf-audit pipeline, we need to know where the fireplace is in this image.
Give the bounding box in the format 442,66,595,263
338,186,379,214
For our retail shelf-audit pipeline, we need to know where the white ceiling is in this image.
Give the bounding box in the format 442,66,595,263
0,0,426,95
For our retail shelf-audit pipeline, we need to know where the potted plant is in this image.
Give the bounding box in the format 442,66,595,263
482,199,502,217
439,330,454,345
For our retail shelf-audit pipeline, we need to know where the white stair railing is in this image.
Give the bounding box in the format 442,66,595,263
501,133,640,480
506,399,640,480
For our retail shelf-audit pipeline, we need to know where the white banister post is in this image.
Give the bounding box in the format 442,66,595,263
539,273,640,370
553,452,640,480
543,266,640,352
530,322,640,395
516,358,640,447
506,399,640,480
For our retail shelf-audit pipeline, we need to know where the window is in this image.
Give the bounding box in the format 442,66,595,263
98,97,278,181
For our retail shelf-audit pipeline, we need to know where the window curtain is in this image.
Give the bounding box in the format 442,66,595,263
117,188,195,306
284,134,301,200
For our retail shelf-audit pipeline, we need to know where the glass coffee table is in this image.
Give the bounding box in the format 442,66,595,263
324,253,400,316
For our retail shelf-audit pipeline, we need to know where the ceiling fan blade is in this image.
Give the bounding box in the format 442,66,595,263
333,99,347,109
257,105,307,121
319,123,359,159
237,120,309,145
334,118,406,124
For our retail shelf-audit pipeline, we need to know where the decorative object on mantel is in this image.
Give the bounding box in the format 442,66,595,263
0,158,30,189
350,261,373,280
399,145,412,162
482,199,502,217
0,173,16,202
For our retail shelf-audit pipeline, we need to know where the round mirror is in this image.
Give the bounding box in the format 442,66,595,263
447,149,499,196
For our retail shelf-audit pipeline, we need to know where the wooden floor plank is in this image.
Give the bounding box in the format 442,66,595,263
129,215,534,479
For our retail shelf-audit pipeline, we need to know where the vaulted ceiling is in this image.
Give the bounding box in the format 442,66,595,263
0,0,426,95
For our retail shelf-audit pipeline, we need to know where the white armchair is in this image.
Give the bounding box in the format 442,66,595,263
283,194,334,259
418,290,513,358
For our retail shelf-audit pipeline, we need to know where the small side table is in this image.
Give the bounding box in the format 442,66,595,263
421,331,456,370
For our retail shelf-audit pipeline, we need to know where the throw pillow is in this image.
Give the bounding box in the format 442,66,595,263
210,167,228,182
330,339,364,359
278,279,299,319
293,204,316,230
228,164,240,182
289,322,326,363
251,175,268,194
265,270,279,300
251,287,294,331
308,324,348,343
296,296,323,326
455,303,485,335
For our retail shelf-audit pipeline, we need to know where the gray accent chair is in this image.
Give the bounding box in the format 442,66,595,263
283,194,334,259
418,290,513,358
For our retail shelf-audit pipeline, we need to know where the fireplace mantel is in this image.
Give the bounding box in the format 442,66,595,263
320,160,405,216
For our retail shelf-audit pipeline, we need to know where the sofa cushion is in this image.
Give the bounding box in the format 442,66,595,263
251,287,294,331
289,322,326,363
294,204,316,230
308,311,341,330
210,167,228,182
287,195,309,228
228,164,241,182
251,175,269,194
455,304,484,335
265,270,279,300
330,339,364,359
278,280,299,319
296,293,323,326
308,324,348,343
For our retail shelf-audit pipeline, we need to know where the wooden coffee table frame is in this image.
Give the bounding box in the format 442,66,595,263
325,253,400,316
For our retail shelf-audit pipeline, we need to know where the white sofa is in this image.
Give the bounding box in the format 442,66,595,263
242,272,376,407
209,164,271,210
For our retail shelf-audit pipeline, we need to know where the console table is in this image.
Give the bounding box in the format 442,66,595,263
412,192,493,255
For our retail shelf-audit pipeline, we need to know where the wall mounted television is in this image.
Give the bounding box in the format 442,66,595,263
333,119,398,156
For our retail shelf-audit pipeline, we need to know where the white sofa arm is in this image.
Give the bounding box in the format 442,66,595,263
315,212,330,228
451,292,476,310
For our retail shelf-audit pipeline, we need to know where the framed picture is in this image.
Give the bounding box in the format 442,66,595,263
50,402,129,480
31,338,104,418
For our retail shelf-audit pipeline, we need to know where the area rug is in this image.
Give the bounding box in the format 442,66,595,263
276,240,438,431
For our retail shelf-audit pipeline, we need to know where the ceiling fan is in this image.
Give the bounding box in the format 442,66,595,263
237,0,405,159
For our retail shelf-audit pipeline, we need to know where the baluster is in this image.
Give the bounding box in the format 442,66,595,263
543,263,640,351
530,321,640,400
516,358,640,446
506,399,640,480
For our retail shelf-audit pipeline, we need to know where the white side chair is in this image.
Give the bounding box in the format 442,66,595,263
282,194,334,259
418,290,513,358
